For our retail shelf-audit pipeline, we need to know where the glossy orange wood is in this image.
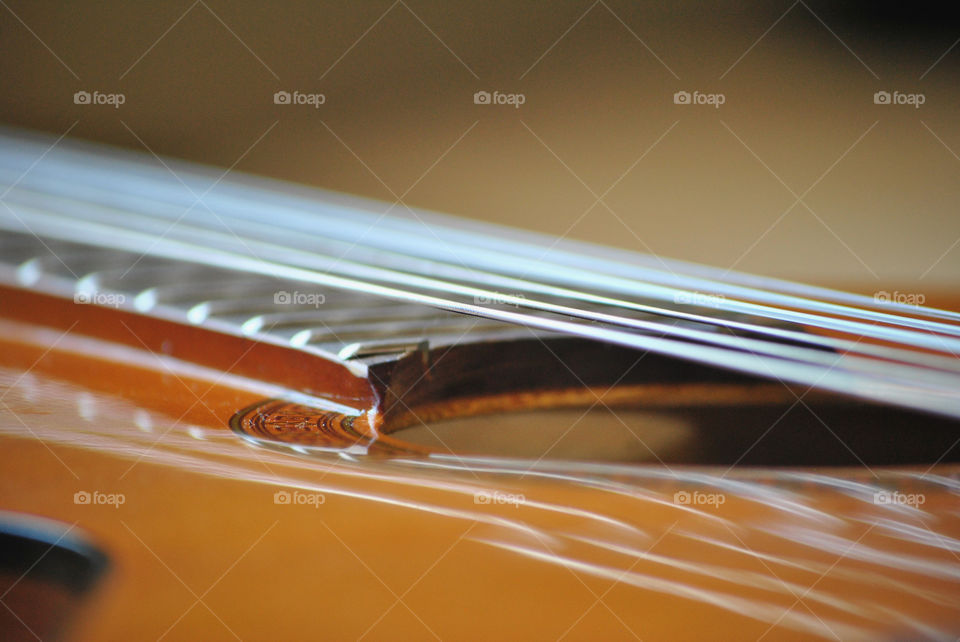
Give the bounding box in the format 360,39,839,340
0,285,376,408
1,290,960,640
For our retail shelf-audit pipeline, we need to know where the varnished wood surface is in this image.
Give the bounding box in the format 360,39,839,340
3,385,960,641
1,290,960,640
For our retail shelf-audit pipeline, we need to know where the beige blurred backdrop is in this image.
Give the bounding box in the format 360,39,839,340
1,1,958,290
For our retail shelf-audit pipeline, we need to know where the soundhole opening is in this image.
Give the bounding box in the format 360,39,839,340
377,338,960,467
398,400,960,467
0,512,108,642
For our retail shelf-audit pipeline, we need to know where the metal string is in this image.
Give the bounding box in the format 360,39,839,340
1,130,959,418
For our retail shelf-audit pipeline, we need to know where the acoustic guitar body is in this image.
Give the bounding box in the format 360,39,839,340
1,131,960,641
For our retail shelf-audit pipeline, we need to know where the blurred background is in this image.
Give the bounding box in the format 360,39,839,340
1,1,958,289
